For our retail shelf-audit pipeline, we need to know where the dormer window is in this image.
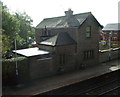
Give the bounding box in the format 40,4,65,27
86,26,91,38
41,26,50,36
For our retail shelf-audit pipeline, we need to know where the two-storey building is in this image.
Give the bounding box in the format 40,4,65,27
36,9,102,73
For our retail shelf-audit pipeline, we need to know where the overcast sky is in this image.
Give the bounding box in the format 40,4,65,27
2,0,120,27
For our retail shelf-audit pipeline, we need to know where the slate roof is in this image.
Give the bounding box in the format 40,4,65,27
40,32,76,46
36,12,91,28
102,23,120,31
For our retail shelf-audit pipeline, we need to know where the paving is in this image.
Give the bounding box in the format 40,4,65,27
3,59,120,96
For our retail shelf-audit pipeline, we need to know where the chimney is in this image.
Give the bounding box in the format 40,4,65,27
65,9,73,17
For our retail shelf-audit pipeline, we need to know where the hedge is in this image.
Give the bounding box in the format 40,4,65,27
2,57,28,86
2,57,27,62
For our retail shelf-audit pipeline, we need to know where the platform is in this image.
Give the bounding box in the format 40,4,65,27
3,59,120,96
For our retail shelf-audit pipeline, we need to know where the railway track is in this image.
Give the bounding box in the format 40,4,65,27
69,79,119,95
80,79,119,95
37,70,120,95
104,86,120,95
98,85,120,96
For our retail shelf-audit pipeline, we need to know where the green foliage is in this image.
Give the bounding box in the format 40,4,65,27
2,35,12,56
2,56,27,62
2,56,28,86
0,29,2,55
2,2,20,56
2,6,20,38
1,1,35,57
14,12,35,48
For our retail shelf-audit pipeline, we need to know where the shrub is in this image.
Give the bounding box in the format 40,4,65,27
2,57,27,62
2,57,28,86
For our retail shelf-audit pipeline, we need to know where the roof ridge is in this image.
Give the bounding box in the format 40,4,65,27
43,12,91,20
36,12,92,28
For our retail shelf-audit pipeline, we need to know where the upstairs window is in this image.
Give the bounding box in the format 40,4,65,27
41,26,50,36
86,26,91,38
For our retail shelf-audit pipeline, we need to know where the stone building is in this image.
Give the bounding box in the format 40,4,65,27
14,9,102,80
36,9,102,73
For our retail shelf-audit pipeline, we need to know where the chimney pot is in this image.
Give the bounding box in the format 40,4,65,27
65,9,73,17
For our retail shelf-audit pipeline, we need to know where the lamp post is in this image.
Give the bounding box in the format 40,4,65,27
14,33,19,78
108,31,112,61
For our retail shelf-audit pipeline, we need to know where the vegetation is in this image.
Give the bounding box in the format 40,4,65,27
2,3,19,57
1,1,34,85
1,1,34,86
2,56,28,86
2,56,27,62
14,12,35,49
1,1,35,57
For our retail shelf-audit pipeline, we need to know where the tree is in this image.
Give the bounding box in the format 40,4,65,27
2,35,12,56
14,12,35,49
2,1,35,57
2,2,20,57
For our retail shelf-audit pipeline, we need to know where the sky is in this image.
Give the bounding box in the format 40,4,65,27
2,0,120,27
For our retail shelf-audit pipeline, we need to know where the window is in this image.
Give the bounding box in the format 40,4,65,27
60,54,65,64
48,30,51,36
41,27,50,36
86,26,91,38
83,50,94,60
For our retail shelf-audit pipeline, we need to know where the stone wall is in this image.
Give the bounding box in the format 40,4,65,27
28,48,120,80
29,56,54,80
9,49,119,81
53,45,77,73
76,14,100,67
2,57,29,85
99,49,120,63
27,45,77,80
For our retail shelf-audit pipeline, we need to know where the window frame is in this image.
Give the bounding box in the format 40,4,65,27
83,50,94,60
60,54,65,64
85,26,91,38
